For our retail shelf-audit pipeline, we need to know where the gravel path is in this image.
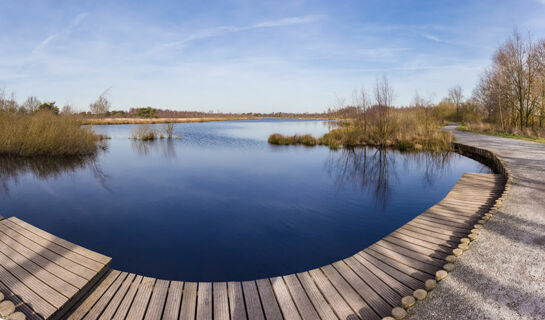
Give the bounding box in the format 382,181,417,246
407,127,545,320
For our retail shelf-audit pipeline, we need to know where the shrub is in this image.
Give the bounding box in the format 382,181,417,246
130,124,157,140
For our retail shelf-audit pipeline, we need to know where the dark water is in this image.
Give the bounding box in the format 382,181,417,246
0,119,489,281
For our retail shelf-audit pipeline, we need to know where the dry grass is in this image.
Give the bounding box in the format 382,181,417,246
269,108,453,151
0,111,103,156
268,134,318,146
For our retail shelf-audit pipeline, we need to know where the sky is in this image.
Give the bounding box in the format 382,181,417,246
1,0,545,113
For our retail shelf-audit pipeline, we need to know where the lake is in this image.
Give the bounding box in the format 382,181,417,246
0,119,489,281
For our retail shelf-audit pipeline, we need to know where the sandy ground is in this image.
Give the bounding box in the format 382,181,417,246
407,127,545,320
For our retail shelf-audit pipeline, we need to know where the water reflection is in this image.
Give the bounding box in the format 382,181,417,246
327,148,466,209
131,140,177,159
0,155,108,196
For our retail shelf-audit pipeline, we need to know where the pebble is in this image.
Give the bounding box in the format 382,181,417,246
443,263,455,272
392,307,407,319
453,248,463,256
458,243,469,250
425,279,437,291
460,238,470,244
0,300,15,317
436,270,448,281
401,296,415,308
474,224,483,229
7,312,26,320
468,233,478,241
413,289,427,301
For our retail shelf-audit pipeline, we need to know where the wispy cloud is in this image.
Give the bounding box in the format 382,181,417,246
34,12,88,52
356,48,410,56
161,14,323,49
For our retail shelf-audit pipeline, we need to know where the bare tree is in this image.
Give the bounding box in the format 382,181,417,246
89,90,111,115
352,86,370,134
22,96,41,113
374,75,395,141
61,104,74,115
448,86,464,122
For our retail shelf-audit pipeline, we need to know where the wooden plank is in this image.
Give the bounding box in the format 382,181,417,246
212,283,229,320
242,281,265,320
332,261,391,318
295,272,338,320
358,252,423,291
308,269,355,320
367,247,435,279
321,265,380,320
68,270,121,320
0,223,96,280
256,279,283,320
376,240,445,266
196,282,212,320
0,239,79,297
342,257,400,307
370,244,438,274
228,281,247,320
162,281,183,320
0,281,42,320
82,272,128,320
0,262,56,318
282,274,320,320
0,250,67,309
353,253,413,297
270,277,301,320
390,230,453,252
0,234,87,288
179,282,197,320
1,220,104,272
144,279,170,320
112,275,143,320
98,273,136,320
403,224,460,243
125,277,155,319
382,235,449,259
8,217,111,265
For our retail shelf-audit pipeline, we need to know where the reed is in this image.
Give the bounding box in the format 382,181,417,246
0,111,103,157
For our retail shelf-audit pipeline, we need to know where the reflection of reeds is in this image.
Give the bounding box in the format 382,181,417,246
130,124,180,140
131,139,177,159
0,154,108,195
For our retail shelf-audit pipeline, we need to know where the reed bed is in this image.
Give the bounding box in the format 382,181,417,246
0,111,103,156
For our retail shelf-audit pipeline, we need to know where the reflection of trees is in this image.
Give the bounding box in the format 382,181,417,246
327,147,456,209
0,155,108,196
327,148,396,208
131,140,177,160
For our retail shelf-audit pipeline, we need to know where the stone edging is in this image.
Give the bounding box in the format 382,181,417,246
382,142,512,320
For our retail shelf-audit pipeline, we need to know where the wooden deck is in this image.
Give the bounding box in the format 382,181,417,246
0,217,111,320
0,173,504,319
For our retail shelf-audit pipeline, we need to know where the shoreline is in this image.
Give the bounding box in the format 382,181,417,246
82,117,336,125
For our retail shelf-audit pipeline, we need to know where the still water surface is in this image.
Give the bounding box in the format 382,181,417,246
0,119,489,281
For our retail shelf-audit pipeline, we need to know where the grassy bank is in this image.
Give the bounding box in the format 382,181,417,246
0,111,104,156
269,108,453,151
456,125,545,144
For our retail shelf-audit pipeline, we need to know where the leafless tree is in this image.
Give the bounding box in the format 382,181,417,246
22,96,41,113
89,89,112,115
448,86,464,122
374,75,395,141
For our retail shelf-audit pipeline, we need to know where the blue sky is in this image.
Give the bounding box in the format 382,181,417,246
1,0,545,113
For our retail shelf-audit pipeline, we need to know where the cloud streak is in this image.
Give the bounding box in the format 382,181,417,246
161,14,323,49
34,12,88,52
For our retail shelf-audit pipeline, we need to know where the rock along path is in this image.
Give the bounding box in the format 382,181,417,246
407,126,545,320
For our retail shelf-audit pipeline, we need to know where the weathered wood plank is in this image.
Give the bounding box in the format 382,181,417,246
196,282,212,320
82,272,128,320
212,282,230,320
98,273,136,320
179,282,197,320
270,276,301,320
256,279,283,320
112,275,143,320
228,281,247,320
282,274,320,320
308,269,355,320
144,279,170,320
242,281,265,320
68,270,121,320
125,277,155,319
162,281,183,320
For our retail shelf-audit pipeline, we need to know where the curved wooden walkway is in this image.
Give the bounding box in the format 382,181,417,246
0,173,504,319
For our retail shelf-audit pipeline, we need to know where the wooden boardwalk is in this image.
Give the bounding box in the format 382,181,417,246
0,173,504,319
0,217,111,320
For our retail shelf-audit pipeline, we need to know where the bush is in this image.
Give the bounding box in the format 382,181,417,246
130,124,157,140
0,111,102,156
